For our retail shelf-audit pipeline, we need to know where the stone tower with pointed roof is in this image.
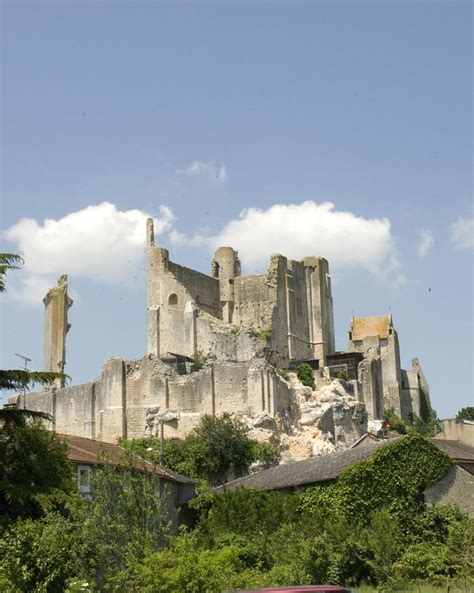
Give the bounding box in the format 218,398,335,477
346,312,427,422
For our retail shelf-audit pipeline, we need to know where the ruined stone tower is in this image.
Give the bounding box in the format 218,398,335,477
43,275,73,387
303,257,335,365
211,246,241,323
145,217,336,368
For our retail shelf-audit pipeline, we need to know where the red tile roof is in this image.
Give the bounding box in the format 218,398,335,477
58,433,194,484
352,315,390,340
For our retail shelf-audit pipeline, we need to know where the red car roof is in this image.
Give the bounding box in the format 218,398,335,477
234,587,351,592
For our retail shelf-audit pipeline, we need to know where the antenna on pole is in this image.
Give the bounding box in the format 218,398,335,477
15,353,31,409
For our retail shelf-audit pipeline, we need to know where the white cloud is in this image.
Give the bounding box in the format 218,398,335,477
210,202,399,278
179,201,403,282
450,217,474,251
417,229,434,258
3,202,174,304
169,229,208,247
178,160,228,183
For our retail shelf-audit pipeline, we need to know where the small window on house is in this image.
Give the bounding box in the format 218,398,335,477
168,293,178,305
77,465,92,497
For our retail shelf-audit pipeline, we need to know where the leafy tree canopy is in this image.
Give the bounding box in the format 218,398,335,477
121,413,280,488
456,407,474,422
384,407,441,437
0,420,75,527
0,253,23,293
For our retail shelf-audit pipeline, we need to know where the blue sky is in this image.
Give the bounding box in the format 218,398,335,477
1,1,472,418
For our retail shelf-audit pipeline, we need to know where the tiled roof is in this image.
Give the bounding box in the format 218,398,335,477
58,433,195,484
431,439,474,462
214,436,474,493
352,315,390,340
214,439,397,492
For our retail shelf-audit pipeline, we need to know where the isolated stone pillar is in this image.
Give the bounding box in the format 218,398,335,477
43,274,73,387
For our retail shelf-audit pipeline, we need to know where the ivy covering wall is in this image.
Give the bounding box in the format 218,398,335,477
300,433,453,522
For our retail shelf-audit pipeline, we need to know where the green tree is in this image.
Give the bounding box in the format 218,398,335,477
297,363,315,389
0,505,88,593
0,419,75,527
393,541,468,591
0,460,172,591
121,413,267,487
121,530,262,593
456,406,474,422
82,460,171,587
0,253,23,293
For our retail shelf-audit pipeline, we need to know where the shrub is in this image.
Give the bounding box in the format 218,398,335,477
251,441,281,468
121,531,262,593
122,414,259,487
297,363,315,389
384,407,408,434
249,327,272,342
277,368,290,381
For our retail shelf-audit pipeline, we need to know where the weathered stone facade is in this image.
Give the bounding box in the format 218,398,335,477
43,274,73,388
7,219,430,460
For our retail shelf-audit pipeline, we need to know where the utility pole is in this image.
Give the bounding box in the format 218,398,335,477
160,419,164,465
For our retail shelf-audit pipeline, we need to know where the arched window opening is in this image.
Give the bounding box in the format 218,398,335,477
168,293,178,305
211,260,220,278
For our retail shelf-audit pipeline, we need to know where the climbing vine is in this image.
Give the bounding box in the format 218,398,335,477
300,434,452,523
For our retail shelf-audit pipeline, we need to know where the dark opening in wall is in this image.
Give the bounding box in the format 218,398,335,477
168,293,178,305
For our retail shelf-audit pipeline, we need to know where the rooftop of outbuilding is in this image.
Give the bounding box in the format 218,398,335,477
214,438,399,493
58,433,195,484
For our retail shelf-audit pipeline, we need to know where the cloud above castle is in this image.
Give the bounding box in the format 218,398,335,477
4,200,470,305
3,202,173,304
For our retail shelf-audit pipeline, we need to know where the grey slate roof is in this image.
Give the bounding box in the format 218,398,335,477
431,439,474,462
214,438,398,492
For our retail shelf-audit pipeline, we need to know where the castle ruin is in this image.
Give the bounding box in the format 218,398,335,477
8,219,431,459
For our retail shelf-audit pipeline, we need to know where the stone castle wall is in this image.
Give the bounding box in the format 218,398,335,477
13,355,292,444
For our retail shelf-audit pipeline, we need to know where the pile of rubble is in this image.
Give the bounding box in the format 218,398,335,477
241,372,367,464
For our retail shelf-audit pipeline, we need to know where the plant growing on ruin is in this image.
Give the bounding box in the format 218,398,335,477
191,351,216,372
250,441,281,468
337,371,349,381
411,409,441,437
383,408,408,434
249,327,272,342
297,363,315,390
276,369,290,381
